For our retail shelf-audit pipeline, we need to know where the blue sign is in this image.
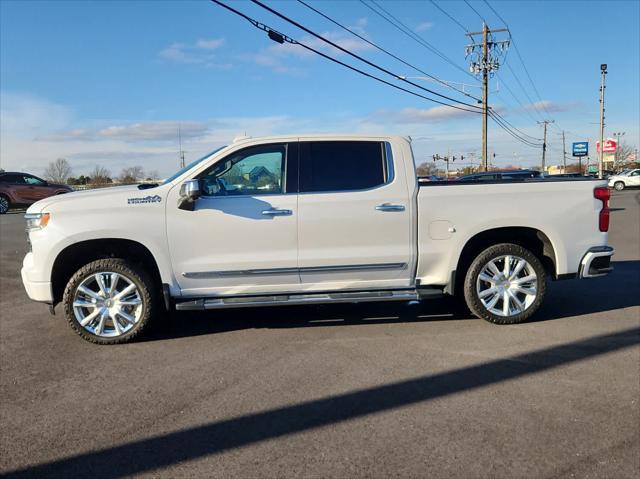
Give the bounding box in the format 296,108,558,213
572,142,588,157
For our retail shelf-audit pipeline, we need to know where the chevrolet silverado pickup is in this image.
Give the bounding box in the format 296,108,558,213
21,135,614,344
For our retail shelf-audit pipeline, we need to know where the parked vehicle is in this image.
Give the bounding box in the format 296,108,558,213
607,168,640,191
456,170,541,181
0,172,72,214
21,135,614,344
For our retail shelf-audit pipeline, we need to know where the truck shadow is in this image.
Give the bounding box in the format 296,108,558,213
145,260,640,342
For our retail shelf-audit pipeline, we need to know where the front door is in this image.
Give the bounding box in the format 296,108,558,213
167,142,300,297
22,174,52,201
297,140,414,291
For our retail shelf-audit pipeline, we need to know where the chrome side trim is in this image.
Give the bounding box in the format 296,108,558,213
183,267,299,279
300,262,407,274
182,262,407,279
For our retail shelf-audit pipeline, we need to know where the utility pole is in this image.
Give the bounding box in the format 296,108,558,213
561,131,566,172
537,120,554,173
466,24,510,172
178,125,185,169
598,64,607,179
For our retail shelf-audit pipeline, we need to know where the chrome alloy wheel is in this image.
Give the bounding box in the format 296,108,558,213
72,272,143,337
0,196,8,214
476,255,538,317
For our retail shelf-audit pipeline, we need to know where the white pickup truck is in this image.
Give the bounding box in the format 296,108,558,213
22,135,614,344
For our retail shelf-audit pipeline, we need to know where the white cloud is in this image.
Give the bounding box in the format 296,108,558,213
0,92,73,138
415,21,433,33
98,121,210,142
195,38,225,50
523,100,578,113
159,38,230,69
250,28,375,74
369,105,477,124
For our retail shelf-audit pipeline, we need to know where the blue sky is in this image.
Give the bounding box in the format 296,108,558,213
1,0,638,177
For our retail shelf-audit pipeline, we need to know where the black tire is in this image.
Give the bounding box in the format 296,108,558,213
614,181,625,191
0,194,10,214
63,258,157,344
463,243,546,325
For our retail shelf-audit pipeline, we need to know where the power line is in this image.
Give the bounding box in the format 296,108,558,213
505,62,544,118
296,0,481,102
359,0,478,80
483,0,558,128
210,0,481,113
482,0,509,27
250,0,483,111
428,0,470,34
490,110,542,142
463,0,487,23
210,0,542,149
425,0,541,143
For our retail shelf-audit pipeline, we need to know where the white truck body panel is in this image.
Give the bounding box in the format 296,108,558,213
416,181,608,286
21,134,611,307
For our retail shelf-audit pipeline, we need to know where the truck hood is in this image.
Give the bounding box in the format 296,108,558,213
26,184,159,213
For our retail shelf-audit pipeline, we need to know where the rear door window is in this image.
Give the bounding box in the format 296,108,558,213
299,141,386,193
1,174,26,184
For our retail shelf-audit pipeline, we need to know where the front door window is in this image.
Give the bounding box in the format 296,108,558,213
200,145,285,196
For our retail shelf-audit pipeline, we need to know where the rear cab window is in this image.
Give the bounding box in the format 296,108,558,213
299,141,388,193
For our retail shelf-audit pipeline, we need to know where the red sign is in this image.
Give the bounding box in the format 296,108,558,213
596,138,617,153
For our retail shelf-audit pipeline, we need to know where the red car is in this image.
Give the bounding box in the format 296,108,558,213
0,172,73,214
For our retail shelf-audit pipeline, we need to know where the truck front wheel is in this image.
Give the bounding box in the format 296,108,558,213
463,243,546,325
62,258,156,344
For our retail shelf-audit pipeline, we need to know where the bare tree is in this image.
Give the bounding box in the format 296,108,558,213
145,169,160,181
90,165,112,185
615,142,635,169
416,162,438,177
44,158,72,184
118,166,145,184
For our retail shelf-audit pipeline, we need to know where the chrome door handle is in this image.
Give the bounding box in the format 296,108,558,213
375,203,405,212
262,208,292,216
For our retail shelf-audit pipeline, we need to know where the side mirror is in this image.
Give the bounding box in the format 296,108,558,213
178,179,201,211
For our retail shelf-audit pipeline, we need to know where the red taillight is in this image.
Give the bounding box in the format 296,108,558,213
594,186,610,232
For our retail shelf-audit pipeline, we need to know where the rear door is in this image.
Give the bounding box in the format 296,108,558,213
1,174,31,203
297,140,413,291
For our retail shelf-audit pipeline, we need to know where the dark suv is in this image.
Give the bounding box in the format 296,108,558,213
456,170,542,181
0,172,73,214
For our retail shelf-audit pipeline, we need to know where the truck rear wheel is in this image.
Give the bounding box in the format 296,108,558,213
62,258,156,344
463,243,546,325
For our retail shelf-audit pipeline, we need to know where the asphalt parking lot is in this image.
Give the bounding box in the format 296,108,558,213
1,190,638,478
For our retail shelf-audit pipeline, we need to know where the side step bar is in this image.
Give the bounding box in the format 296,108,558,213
175,288,442,311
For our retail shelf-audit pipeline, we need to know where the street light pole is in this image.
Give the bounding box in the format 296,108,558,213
598,64,607,179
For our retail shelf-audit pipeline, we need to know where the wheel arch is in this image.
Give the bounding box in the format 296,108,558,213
51,238,163,305
449,226,557,296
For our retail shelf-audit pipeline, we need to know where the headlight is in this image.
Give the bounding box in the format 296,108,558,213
24,213,50,232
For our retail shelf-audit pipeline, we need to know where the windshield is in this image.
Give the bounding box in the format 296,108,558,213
162,146,227,185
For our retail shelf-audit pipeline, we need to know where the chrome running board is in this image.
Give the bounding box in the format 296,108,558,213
174,288,436,311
